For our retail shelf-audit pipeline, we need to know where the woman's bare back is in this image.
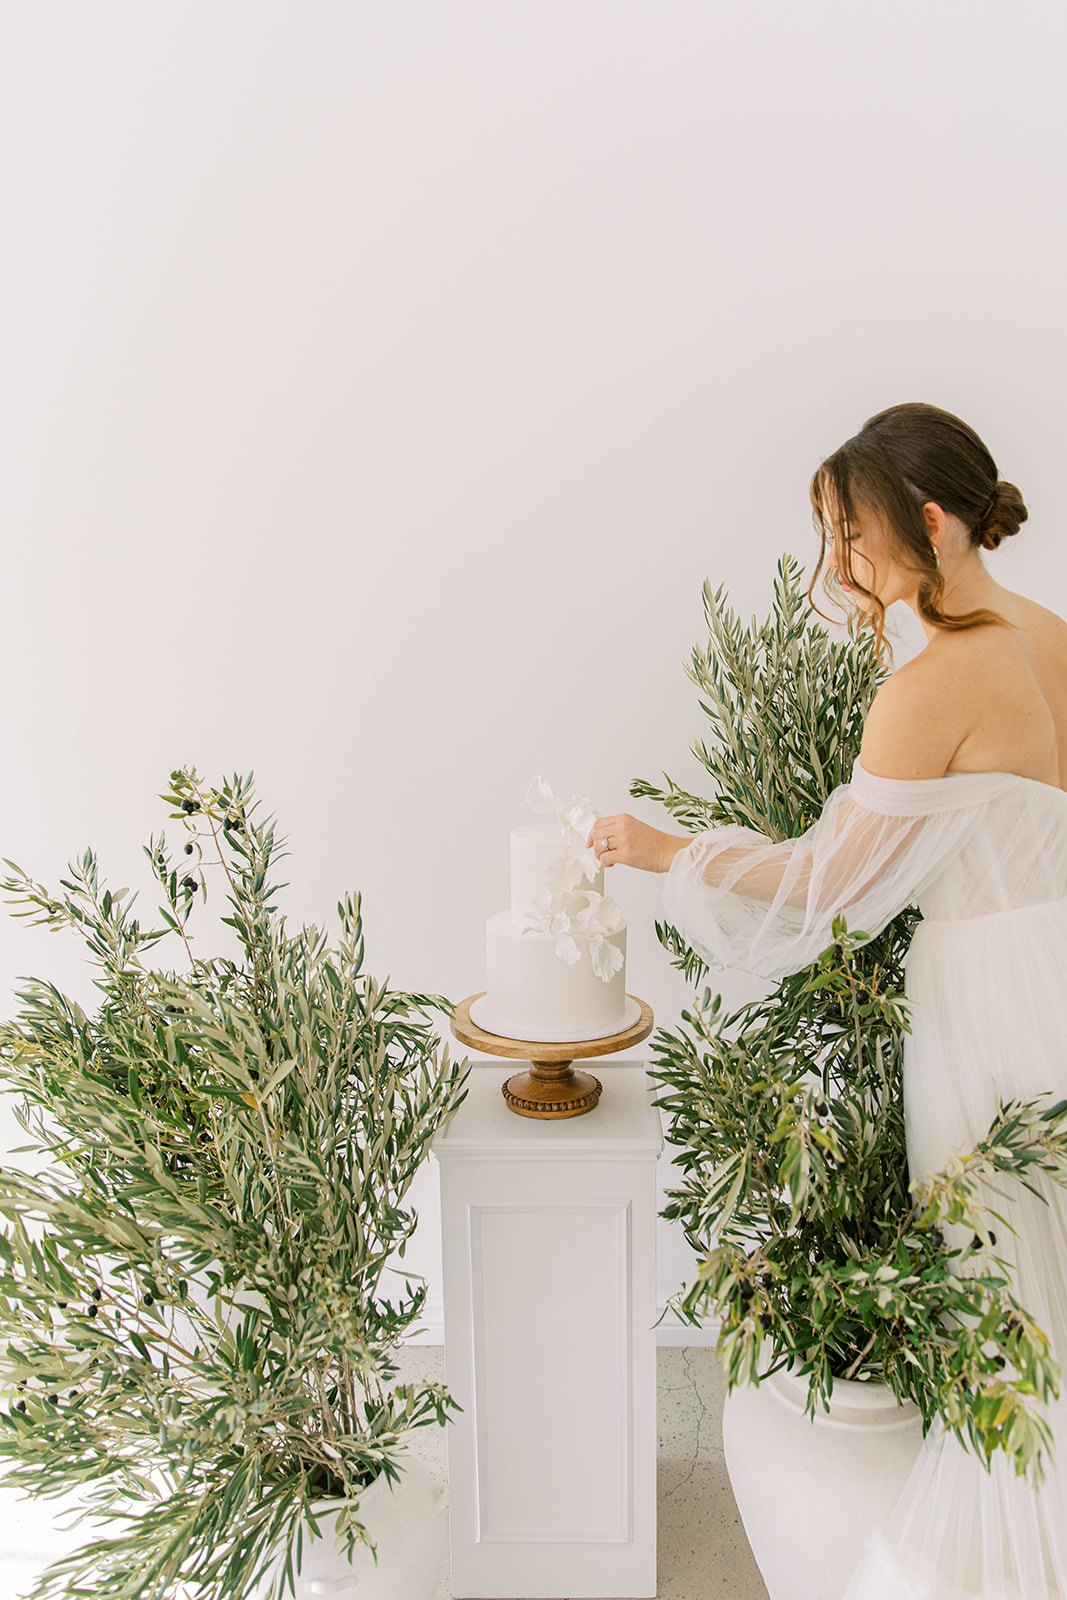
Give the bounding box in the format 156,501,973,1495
918,592,1067,789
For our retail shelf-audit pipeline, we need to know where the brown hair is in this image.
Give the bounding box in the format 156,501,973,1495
808,402,1029,659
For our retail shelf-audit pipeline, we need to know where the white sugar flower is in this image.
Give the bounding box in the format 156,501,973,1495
514,889,551,934
525,777,625,974
570,892,624,935
589,933,624,981
560,796,597,840
526,775,561,815
594,895,624,934
559,797,600,883
542,851,585,896
575,840,603,884
516,888,576,939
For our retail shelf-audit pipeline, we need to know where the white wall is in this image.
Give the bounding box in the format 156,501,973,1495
2,0,1066,1333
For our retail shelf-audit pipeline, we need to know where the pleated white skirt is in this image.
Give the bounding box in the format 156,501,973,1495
844,898,1067,1598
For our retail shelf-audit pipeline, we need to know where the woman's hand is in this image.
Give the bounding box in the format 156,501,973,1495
585,813,691,874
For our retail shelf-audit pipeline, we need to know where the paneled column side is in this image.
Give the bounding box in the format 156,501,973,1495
434,1064,662,1600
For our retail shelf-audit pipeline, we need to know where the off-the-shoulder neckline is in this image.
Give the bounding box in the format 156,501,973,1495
854,757,1067,796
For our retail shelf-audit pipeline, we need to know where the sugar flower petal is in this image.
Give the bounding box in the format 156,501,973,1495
577,844,602,883
589,933,624,981
526,775,561,816
543,852,585,896
596,895,625,934
560,797,597,840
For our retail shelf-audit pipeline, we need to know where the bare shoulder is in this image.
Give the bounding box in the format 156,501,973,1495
1012,590,1067,632
1012,592,1067,662
860,649,968,780
860,591,1067,780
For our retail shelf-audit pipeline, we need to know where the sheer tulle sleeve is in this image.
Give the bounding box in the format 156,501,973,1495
662,759,1019,981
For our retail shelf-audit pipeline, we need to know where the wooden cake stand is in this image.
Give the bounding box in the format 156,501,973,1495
451,993,655,1119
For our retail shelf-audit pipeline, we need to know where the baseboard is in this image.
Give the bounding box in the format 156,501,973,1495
653,1305,720,1346
403,1299,445,1344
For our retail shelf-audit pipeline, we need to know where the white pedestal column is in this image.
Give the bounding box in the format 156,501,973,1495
433,1061,663,1600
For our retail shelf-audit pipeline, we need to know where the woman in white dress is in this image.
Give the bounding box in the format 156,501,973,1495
587,402,1067,1598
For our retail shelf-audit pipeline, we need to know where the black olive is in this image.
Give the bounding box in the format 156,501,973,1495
57,1302,67,1310
16,1400,26,1412
165,1005,178,1014
971,1235,982,1250
143,1293,154,1307
989,1231,997,1246
46,1393,57,1404
182,877,198,892
87,1305,98,1318
814,1098,829,1118
759,1272,774,1289
929,1229,944,1249
68,1390,78,1400
759,1313,772,1331
184,843,194,855
91,1288,101,1302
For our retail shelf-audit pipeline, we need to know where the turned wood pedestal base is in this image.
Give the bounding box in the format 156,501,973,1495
451,994,654,1118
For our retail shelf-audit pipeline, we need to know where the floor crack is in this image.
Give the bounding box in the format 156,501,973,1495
659,1347,709,1502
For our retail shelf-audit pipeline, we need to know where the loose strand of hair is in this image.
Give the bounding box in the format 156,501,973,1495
806,458,1016,662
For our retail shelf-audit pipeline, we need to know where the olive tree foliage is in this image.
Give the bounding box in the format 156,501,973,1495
0,771,469,1599
632,556,1067,1484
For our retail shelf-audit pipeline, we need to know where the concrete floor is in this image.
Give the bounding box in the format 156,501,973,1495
0,1348,768,1600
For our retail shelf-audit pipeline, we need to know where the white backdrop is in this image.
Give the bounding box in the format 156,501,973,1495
2,0,1065,1334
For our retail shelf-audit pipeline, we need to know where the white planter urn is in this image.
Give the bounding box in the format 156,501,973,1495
722,1365,924,1600
251,1452,449,1600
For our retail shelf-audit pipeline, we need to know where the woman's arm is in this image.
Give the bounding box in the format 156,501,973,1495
588,662,962,898
587,805,922,909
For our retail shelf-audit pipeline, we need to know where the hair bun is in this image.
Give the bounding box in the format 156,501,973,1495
978,479,1028,550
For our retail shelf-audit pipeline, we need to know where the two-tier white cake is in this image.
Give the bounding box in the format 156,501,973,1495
470,819,640,1044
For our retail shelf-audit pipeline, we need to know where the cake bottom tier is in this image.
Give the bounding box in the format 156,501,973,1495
477,911,628,1043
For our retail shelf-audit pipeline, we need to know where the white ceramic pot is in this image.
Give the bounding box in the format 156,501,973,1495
722,1365,924,1600
251,1452,449,1600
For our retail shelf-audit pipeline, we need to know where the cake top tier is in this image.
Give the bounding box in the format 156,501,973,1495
510,824,604,924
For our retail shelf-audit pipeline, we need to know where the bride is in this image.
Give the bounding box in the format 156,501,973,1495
587,401,1067,1597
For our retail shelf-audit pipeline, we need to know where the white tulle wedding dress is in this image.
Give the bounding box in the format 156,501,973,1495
662,756,1067,1599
